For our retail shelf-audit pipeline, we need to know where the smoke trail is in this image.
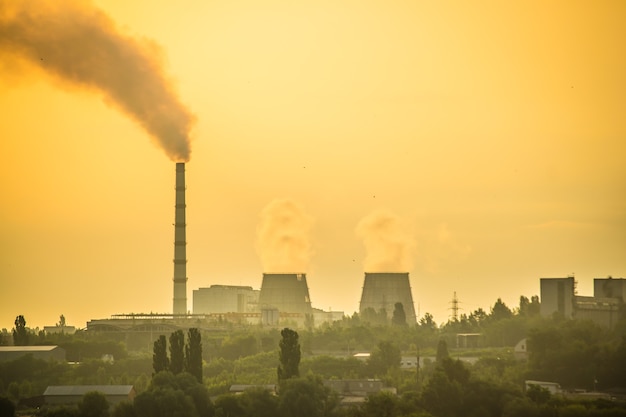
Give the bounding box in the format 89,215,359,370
356,210,415,272
0,0,194,161
256,199,314,273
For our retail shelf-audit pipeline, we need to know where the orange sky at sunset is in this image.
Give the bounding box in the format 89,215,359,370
1,0,625,331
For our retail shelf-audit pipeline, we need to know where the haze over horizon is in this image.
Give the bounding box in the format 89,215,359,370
1,0,625,331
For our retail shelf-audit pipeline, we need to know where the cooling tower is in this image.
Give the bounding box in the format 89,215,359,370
359,272,417,323
172,162,187,315
258,273,312,315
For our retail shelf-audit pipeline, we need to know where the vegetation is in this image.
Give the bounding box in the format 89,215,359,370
185,328,203,383
278,328,301,382
12,315,29,346
152,335,169,375
391,303,407,326
2,296,626,416
151,328,202,381
168,330,185,375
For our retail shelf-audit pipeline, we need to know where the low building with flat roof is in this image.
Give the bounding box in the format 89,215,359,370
43,385,135,405
193,285,259,315
0,346,66,362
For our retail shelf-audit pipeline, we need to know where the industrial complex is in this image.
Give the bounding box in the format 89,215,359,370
86,162,417,332
83,163,624,333
540,276,626,329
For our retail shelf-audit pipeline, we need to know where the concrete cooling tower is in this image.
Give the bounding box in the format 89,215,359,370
258,273,313,315
359,272,417,323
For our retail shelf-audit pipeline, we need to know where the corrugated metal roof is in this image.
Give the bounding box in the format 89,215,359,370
44,386,134,396
0,346,59,352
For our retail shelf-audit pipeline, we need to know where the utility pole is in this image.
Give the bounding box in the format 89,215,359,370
416,343,421,392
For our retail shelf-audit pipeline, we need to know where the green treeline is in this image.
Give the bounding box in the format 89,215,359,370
1,296,625,416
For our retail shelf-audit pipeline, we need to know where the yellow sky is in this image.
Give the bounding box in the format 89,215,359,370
1,0,625,330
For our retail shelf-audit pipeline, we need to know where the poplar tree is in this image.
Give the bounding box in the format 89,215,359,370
152,335,169,375
392,302,407,326
169,330,185,375
185,328,203,382
12,315,29,346
436,339,450,364
278,328,300,382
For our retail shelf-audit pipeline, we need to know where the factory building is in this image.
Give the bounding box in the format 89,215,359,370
192,285,259,315
540,276,625,328
540,277,576,318
0,346,66,362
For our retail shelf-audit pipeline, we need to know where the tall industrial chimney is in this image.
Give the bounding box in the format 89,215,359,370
172,162,187,315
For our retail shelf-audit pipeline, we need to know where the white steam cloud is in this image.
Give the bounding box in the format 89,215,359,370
356,210,416,272
0,0,195,161
255,199,314,273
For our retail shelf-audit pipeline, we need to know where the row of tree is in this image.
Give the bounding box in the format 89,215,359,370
152,328,202,383
10,327,626,417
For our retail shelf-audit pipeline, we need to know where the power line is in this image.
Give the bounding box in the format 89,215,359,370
449,291,461,321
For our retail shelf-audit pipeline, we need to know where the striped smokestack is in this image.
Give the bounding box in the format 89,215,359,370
173,162,187,315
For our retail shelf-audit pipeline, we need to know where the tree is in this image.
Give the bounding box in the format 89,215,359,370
278,328,301,382
421,359,471,417
219,334,258,360
439,357,470,385
12,315,29,346
134,387,196,417
360,391,398,417
78,391,109,417
278,376,337,417
368,340,401,377
391,302,407,326
111,401,135,417
526,384,551,405
377,308,389,325
361,307,388,325
214,395,245,417
239,387,279,417
153,335,169,375
185,383,214,417
528,295,541,316
169,330,185,375
469,308,487,327
133,371,211,417
0,397,15,417
420,370,463,417
436,339,449,364
184,328,202,383
419,312,437,331
490,298,513,321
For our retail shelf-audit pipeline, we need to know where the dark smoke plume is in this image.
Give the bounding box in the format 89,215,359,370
0,0,194,161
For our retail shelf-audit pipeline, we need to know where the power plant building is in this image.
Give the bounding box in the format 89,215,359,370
594,277,626,300
540,277,576,318
540,276,625,328
193,285,259,315
258,273,313,316
359,272,417,323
